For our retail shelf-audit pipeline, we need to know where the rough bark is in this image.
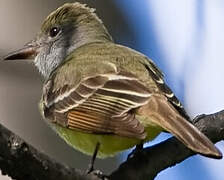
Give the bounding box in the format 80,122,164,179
0,110,224,180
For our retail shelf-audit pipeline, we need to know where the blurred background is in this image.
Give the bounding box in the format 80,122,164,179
0,0,223,179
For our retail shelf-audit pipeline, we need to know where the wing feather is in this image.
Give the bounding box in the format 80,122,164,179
43,71,150,139
141,60,190,120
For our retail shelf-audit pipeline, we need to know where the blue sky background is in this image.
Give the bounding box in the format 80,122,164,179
115,0,224,179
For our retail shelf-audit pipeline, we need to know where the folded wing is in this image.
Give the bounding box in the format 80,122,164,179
43,71,152,139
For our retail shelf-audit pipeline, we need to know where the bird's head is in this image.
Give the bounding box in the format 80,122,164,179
4,3,112,78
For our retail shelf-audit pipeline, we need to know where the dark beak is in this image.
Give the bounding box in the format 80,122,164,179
3,43,39,61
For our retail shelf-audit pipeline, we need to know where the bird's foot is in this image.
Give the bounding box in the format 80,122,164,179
193,114,206,123
127,143,143,160
86,169,109,180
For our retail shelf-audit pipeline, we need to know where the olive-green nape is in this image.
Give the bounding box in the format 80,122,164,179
41,2,101,34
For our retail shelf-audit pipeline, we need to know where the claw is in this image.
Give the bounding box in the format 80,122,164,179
127,143,143,160
87,169,109,180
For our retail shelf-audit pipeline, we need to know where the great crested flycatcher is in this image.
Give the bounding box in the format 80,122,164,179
4,2,222,167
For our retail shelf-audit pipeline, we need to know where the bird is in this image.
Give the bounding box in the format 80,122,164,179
4,2,222,171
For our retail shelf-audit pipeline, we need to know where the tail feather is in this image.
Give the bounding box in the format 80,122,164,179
138,95,222,159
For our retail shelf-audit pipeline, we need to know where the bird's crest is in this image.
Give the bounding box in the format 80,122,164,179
41,3,101,33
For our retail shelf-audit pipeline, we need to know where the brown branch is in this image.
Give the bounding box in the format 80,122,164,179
110,110,224,180
0,124,100,180
0,110,224,180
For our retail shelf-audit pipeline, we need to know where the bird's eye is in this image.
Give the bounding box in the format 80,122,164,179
49,27,60,38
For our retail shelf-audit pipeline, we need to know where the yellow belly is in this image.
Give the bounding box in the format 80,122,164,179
52,120,162,158
40,90,163,158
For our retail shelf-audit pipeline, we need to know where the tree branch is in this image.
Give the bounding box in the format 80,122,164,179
0,123,99,180
110,110,224,180
0,110,224,180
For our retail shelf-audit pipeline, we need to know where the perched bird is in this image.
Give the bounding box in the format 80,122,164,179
4,2,222,170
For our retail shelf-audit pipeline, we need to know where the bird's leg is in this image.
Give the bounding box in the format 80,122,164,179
86,142,109,180
127,142,144,159
86,142,100,174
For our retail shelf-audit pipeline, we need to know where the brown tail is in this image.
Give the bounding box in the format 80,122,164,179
138,94,222,159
